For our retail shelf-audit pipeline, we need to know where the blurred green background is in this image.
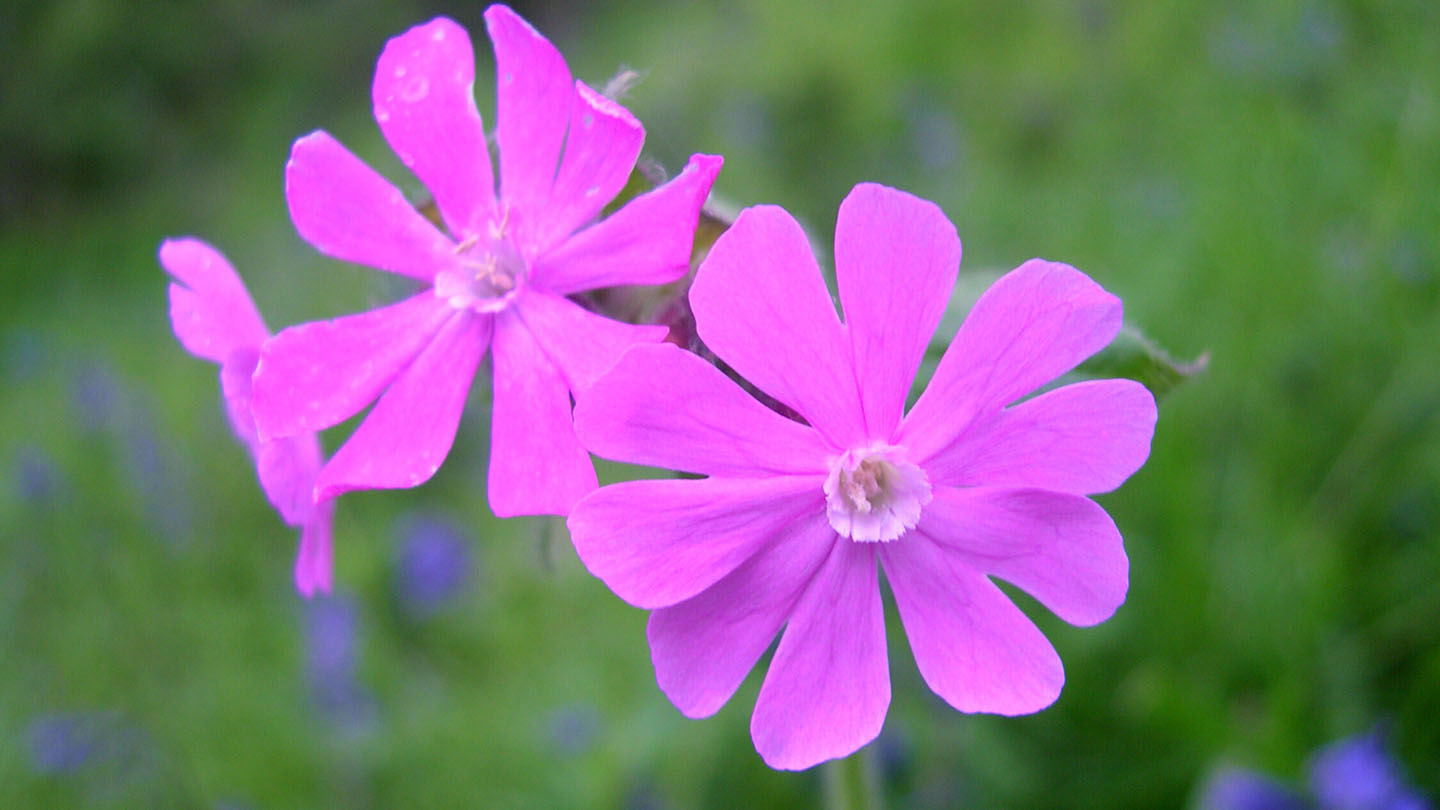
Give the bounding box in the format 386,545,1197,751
3,0,1438,807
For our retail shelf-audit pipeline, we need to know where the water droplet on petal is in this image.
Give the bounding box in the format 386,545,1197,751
432,27,445,41
394,65,407,79
584,186,599,197
582,113,594,129
376,108,391,123
503,72,514,85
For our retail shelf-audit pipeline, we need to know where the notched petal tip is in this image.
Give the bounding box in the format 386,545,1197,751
574,79,642,131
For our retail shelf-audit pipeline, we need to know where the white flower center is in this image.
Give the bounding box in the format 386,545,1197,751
435,220,527,313
824,443,931,543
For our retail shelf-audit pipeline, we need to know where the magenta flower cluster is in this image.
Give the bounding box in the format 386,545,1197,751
162,5,1157,770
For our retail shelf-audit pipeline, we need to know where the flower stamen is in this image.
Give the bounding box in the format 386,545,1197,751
824,444,931,542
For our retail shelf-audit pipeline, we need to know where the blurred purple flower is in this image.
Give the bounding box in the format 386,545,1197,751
303,593,376,732
394,513,474,617
1309,729,1433,810
23,711,161,801
26,714,99,774
68,359,194,543
1196,767,1311,810
1196,728,1433,810
71,361,124,435
12,445,61,504
546,702,600,757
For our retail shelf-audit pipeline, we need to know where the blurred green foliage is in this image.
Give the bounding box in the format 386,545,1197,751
2,0,1438,807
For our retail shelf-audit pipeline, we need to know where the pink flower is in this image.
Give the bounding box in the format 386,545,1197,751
251,7,722,516
567,183,1157,770
160,238,334,597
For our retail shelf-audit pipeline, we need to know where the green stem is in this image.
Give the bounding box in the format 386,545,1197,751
821,745,884,810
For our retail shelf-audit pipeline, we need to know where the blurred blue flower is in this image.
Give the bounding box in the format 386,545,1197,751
1309,729,1434,810
12,444,62,505
394,513,474,618
303,592,376,732
71,361,125,435
24,710,162,801
546,702,600,757
1197,767,1311,810
1197,727,1432,810
69,360,194,542
26,713,99,774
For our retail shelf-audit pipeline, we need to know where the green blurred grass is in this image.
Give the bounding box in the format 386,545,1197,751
3,0,1438,807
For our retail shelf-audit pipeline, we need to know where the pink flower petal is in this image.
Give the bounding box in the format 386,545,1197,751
285,130,457,281
219,348,262,449
511,289,668,393
314,311,489,500
526,80,645,252
293,499,335,598
373,17,495,239
899,260,1122,462
751,540,888,770
531,153,723,295
925,379,1157,494
689,204,866,448
160,238,269,364
880,532,1064,715
573,343,832,477
254,433,325,526
485,4,572,219
487,311,597,517
648,514,836,718
566,475,825,609
834,184,960,440
917,485,1128,627
251,293,454,440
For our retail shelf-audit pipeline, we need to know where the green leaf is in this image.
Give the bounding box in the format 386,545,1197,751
1073,325,1208,399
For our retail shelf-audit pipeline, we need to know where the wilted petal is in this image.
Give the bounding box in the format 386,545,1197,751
532,153,723,295
511,289,668,393
834,183,960,440
314,311,489,499
294,500,336,598
285,130,457,281
751,541,888,770
574,343,832,477
880,532,1064,715
373,17,495,238
527,80,645,252
160,238,269,363
649,514,836,719
690,204,865,447
486,4,572,217
252,293,453,439
567,475,824,609
919,486,1128,627
899,260,1122,462
925,379,1157,494
488,311,596,517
